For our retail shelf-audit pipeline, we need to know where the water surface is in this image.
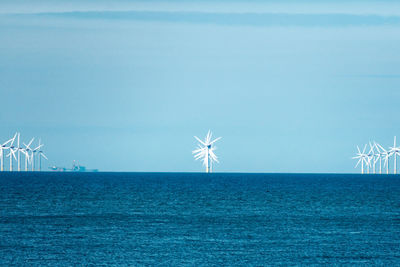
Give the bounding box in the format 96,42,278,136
0,172,399,265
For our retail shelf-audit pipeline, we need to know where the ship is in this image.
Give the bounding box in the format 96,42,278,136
49,160,99,172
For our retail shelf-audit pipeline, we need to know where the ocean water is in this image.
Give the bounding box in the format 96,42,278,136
0,172,399,266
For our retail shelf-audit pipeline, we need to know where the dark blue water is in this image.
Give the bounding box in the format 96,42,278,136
0,173,399,265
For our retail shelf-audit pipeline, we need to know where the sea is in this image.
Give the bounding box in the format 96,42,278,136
0,172,399,266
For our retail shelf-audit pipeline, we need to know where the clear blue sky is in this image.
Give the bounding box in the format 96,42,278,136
1,0,400,172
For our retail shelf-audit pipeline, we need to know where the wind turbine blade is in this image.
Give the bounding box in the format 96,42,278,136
2,138,13,146
209,150,219,161
194,151,202,156
368,144,374,155
194,153,205,160
357,146,361,154
41,153,48,160
210,155,219,163
9,133,17,146
8,149,17,160
194,136,206,146
362,144,367,154
192,149,202,154
374,142,380,153
377,143,386,153
27,138,34,148
210,137,222,145
193,148,205,154
354,158,362,168
34,144,43,151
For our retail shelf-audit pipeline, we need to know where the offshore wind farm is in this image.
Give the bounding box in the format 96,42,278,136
6,129,400,174
2,0,400,265
0,132,47,172
353,136,400,175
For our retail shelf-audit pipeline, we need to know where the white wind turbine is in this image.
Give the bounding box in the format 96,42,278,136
0,134,16,171
353,144,368,174
192,130,221,173
376,143,391,174
366,143,375,174
15,132,26,172
6,133,18,171
372,151,380,174
389,136,400,174
368,142,380,174
23,138,34,171
31,141,43,171
374,142,385,174
16,141,30,172
37,139,48,171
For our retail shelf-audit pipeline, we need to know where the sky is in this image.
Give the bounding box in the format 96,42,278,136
1,0,400,173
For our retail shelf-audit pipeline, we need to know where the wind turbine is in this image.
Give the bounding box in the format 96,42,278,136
192,130,221,173
368,142,380,174
389,136,400,174
374,142,385,174
376,143,391,174
0,134,16,171
31,141,43,171
15,133,30,172
16,133,22,171
6,133,18,171
23,138,34,171
372,150,380,174
37,139,47,171
366,143,375,174
7,147,17,171
353,144,368,174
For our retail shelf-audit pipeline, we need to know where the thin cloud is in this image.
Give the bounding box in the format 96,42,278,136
2,1,400,17
8,11,400,27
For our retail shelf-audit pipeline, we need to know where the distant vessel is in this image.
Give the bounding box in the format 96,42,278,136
49,160,98,172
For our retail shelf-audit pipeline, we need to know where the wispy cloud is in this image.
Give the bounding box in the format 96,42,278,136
2,0,400,17
7,11,400,27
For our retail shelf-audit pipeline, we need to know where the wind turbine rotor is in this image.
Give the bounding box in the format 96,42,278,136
193,130,221,173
